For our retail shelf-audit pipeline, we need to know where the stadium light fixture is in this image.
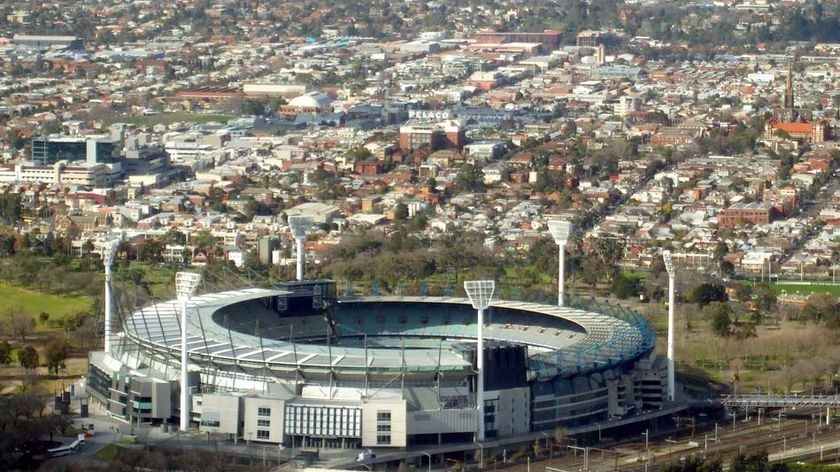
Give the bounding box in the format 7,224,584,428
176,271,202,431
289,215,312,281
662,250,675,402
547,220,573,306
102,240,119,354
464,280,495,442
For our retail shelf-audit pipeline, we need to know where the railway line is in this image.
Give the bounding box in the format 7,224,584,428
502,408,840,472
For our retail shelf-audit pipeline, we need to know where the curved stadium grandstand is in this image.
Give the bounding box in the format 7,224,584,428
87,277,668,450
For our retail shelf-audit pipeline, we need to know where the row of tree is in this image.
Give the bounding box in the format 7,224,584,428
0,339,71,375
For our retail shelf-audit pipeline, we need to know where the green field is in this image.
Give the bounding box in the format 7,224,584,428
0,284,93,326
93,443,119,461
769,282,840,298
114,112,235,128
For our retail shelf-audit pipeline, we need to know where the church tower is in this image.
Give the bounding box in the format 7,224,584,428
784,61,794,110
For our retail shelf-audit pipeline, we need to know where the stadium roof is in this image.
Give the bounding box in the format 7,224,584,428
123,290,651,379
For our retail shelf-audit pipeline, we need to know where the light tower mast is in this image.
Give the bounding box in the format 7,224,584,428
102,240,119,354
289,216,312,281
464,280,495,442
547,220,573,307
176,271,202,431
662,250,676,402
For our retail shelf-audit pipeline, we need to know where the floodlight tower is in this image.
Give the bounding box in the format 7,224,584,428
547,220,573,306
176,271,202,431
464,280,495,442
102,240,119,354
289,216,312,281
662,250,676,402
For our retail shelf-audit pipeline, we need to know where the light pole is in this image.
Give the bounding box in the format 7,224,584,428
422,451,431,472
642,429,649,463
176,271,202,432
663,250,676,402
473,441,484,469
547,220,572,306
540,431,552,457
665,438,677,463
465,280,494,442
289,215,312,281
102,240,119,354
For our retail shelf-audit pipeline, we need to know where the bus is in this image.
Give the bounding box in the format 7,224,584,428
47,436,84,458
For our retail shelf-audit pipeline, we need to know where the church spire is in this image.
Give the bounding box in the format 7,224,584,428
784,60,794,110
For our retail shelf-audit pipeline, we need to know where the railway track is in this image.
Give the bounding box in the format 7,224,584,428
530,410,840,472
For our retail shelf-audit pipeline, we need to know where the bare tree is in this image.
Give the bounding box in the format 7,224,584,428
1,305,35,341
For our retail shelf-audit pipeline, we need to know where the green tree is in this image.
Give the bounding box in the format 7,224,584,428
243,198,272,220
243,249,264,272
730,450,771,472
163,229,187,245
721,260,735,277
649,256,666,278
0,193,22,224
708,302,733,337
44,339,68,375
191,229,216,252
690,283,728,307
581,239,622,286
18,345,39,370
527,238,558,276
455,164,485,192
611,272,639,299
394,202,409,221
347,147,372,161
0,340,11,366
714,240,729,261
137,239,164,263
733,283,753,302
241,98,267,116
751,283,777,321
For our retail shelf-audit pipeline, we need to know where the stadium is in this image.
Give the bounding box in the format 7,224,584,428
87,274,669,451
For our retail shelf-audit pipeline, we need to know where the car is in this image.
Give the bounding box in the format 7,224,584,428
357,449,376,462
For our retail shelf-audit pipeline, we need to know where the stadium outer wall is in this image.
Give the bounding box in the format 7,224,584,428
86,285,667,450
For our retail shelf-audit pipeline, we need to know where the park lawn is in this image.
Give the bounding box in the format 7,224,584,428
116,112,234,128
620,270,648,281
112,262,175,300
93,443,119,461
770,282,840,298
0,284,92,329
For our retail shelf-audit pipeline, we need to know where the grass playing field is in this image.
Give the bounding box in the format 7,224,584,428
0,284,93,329
768,282,840,298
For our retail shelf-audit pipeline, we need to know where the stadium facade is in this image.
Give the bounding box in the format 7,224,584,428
87,280,667,449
